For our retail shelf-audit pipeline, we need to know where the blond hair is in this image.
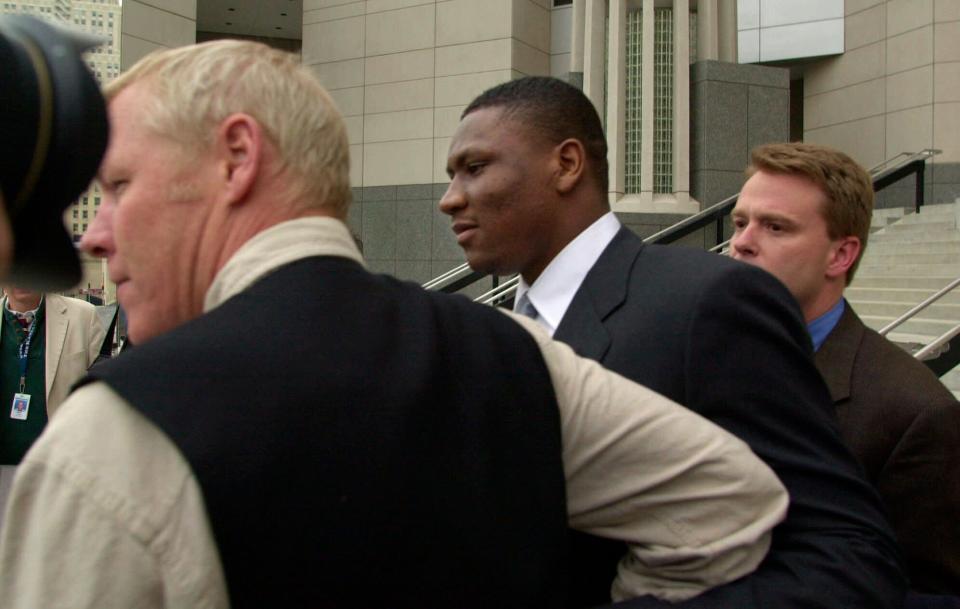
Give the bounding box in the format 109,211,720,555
747,142,874,284
105,40,351,216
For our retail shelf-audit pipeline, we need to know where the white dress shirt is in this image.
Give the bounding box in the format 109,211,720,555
514,212,621,335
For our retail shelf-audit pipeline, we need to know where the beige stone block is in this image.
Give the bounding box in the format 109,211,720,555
886,0,933,37
367,0,436,13
934,62,960,102
365,78,435,114
329,86,365,117
434,137,453,182
365,49,435,85
845,4,884,51
434,106,465,138
933,102,960,162
935,21,960,61
364,139,434,185
305,0,359,9
139,0,195,19
123,2,195,47
804,79,884,130
886,26,933,74
804,42,883,96
551,52,571,78
529,0,549,9
304,2,365,24
349,143,363,187
935,0,960,21
436,0,511,46
551,4,573,53
435,39,512,76
513,39,550,76
120,34,166,70
366,4,435,56
303,16,365,64
435,70,514,107
886,105,934,159
845,0,883,15
344,115,364,145
364,109,435,142
805,115,885,168
886,66,933,112
513,0,551,53
308,59,365,90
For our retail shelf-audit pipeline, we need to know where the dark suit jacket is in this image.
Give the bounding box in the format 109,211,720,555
817,303,960,594
554,228,906,609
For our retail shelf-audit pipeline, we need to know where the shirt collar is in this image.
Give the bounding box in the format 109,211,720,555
204,216,364,313
514,212,621,335
3,296,43,323
808,298,845,352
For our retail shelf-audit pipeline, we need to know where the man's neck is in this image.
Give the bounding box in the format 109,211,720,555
802,284,846,324
6,294,41,313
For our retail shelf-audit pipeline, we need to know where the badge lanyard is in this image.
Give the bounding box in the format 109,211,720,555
17,315,38,393
9,315,38,421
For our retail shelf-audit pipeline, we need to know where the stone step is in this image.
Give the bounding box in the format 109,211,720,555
845,286,960,305
858,252,960,266
864,240,960,255
940,369,960,399
860,315,958,338
851,276,957,289
871,220,957,238
856,263,960,277
867,230,960,247
874,203,957,223
848,300,960,319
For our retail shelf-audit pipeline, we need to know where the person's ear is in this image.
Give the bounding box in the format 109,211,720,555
826,236,861,280
216,113,262,206
555,138,587,194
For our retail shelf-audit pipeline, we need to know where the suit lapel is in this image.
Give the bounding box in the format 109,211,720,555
553,227,643,362
45,296,69,400
814,301,863,404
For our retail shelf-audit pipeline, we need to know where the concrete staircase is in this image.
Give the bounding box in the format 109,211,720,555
847,201,960,399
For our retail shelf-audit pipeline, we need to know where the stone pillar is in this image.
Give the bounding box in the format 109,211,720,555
583,0,607,120
673,0,690,205
606,0,626,202
570,0,586,88
690,60,789,211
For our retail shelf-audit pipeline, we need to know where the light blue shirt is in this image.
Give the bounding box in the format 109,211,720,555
807,298,845,352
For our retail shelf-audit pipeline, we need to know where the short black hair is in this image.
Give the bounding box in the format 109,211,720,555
463,76,608,193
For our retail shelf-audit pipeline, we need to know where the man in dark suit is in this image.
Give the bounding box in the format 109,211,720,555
441,76,906,608
0,42,791,609
731,142,960,597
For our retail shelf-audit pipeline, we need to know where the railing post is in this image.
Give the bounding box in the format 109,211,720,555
715,216,723,248
915,162,925,214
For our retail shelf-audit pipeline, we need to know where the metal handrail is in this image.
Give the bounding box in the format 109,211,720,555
878,275,960,336
868,149,940,176
421,262,472,290
476,275,519,306
914,323,960,361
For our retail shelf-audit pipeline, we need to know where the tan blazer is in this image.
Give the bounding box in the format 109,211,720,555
0,294,106,417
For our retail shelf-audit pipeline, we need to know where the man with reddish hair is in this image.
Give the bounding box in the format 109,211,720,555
732,141,960,596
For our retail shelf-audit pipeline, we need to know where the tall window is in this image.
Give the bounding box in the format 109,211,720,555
653,7,673,194
625,10,642,193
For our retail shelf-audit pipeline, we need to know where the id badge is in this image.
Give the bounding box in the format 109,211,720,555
10,393,30,420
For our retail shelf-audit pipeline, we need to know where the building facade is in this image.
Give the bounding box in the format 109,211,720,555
4,0,956,292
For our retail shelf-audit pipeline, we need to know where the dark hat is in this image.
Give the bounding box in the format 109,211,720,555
0,15,108,291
